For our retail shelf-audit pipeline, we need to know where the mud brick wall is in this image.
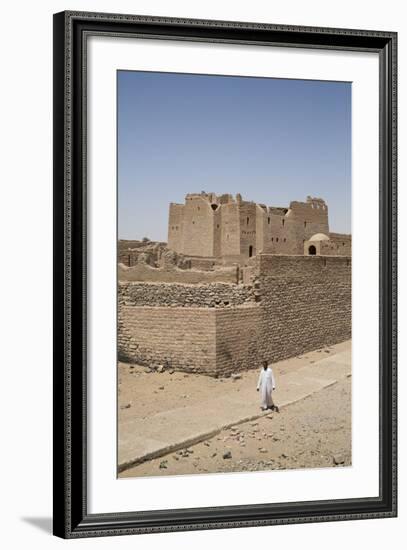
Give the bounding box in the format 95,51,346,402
118,306,217,375
118,281,255,308
256,255,351,362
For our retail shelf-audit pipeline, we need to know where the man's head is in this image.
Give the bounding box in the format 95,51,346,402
262,360,268,370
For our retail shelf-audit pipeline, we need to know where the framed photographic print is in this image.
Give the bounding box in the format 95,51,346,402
53,11,397,538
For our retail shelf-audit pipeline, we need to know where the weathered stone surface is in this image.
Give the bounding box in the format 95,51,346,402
118,255,351,376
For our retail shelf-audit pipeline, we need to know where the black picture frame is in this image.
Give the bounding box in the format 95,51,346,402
53,10,397,539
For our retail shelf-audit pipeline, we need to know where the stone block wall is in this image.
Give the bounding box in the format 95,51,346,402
215,306,262,376
118,306,217,375
255,255,351,362
118,255,351,376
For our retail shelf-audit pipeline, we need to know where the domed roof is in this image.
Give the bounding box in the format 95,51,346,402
309,233,330,241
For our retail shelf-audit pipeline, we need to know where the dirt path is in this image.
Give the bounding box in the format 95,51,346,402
120,375,351,477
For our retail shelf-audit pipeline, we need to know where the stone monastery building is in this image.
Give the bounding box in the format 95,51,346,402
168,192,351,262
118,191,352,378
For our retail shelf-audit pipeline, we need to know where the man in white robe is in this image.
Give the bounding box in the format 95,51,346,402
257,360,278,411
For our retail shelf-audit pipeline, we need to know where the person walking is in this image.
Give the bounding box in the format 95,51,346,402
257,360,279,411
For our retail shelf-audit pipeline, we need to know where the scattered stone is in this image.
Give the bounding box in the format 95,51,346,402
333,454,345,465
211,453,217,458
169,369,175,374
204,441,211,447
159,461,168,469
158,386,164,390
157,365,165,372
223,451,232,459
324,350,330,354
259,448,268,453
231,373,242,380
120,402,131,410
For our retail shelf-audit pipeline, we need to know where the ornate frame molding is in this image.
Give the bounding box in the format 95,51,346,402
53,11,397,538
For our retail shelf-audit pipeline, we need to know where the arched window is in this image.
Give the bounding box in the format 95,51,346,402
247,217,249,225
308,245,317,255
249,245,253,257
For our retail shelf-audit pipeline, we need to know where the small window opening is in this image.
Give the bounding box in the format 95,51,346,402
268,217,270,224
249,245,253,257
308,245,316,255
282,219,285,227
304,221,307,228
247,217,249,225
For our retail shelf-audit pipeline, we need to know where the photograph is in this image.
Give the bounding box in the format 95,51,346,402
116,70,352,478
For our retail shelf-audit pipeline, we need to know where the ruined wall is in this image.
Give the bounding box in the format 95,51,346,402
119,281,255,307
118,240,166,267
118,263,239,284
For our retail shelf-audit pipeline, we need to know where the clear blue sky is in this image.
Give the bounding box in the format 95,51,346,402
118,71,351,241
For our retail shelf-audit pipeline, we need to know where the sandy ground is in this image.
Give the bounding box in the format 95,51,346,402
119,353,351,478
118,345,340,423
